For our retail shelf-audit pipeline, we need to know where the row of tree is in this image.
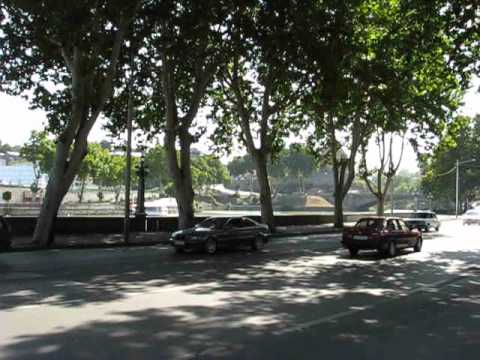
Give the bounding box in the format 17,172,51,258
1,1,479,246
20,131,231,202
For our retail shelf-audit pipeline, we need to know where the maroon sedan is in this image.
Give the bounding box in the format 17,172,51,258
342,217,422,258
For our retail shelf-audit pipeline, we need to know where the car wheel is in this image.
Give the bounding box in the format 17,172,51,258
414,237,423,252
387,241,397,258
435,226,440,231
204,238,217,254
252,236,265,251
348,248,359,257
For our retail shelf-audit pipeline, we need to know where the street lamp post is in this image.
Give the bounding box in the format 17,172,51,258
135,153,148,217
455,159,476,218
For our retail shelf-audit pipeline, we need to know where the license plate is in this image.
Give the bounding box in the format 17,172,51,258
174,240,185,246
353,235,368,240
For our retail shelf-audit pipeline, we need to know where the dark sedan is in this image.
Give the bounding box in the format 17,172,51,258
170,216,270,254
342,217,422,258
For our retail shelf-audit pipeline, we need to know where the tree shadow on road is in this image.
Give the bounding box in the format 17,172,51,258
1,241,480,359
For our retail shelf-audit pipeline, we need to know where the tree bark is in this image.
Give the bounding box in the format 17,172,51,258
377,194,385,216
174,132,195,229
32,139,87,247
334,189,344,228
78,179,86,203
253,152,275,231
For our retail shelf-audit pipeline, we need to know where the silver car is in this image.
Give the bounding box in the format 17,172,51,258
403,211,441,232
462,209,480,225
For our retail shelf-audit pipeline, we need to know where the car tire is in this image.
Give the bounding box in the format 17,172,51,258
348,248,359,257
204,238,217,255
252,236,265,251
414,237,423,252
435,226,440,232
387,241,397,258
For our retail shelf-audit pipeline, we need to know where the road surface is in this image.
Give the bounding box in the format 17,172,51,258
1,220,479,359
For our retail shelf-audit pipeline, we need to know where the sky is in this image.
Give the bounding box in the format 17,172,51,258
0,77,479,171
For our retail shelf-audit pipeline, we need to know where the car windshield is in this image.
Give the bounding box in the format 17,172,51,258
415,212,432,218
195,218,226,229
355,219,384,230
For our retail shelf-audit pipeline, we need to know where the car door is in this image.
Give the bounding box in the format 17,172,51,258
223,218,245,247
397,219,415,246
240,218,259,244
386,219,402,247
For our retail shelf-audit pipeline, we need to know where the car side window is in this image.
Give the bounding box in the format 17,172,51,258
386,220,396,231
226,218,243,228
242,218,256,227
397,220,409,231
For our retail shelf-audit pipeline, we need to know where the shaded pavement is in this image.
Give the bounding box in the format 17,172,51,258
0,220,478,359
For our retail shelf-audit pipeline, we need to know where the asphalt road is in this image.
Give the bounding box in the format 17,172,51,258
1,220,479,359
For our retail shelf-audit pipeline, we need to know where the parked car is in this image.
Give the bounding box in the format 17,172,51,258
462,209,480,225
0,216,12,251
342,217,422,258
170,216,270,254
401,211,440,232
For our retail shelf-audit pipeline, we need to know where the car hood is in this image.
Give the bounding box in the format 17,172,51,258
172,227,214,237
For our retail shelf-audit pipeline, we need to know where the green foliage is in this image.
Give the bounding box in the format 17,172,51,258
144,145,170,192
78,143,110,182
228,155,256,178
0,0,139,134
192,155,231,189
2,191,12,202
420,115,480,209
20,131,55,177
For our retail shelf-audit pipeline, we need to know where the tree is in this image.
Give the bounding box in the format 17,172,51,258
95,154,128,203
227,155,256,178
211,1,303,230
0,1,140,246
297,0,480,227
2,191,12,215
281,144,316,193
191,155,231,190
359,131,405,215
421,115,480,211
20,131,55,195
106,1,233,229
144,145,171,195
76,143,109,203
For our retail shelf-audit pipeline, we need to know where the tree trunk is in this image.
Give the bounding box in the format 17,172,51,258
174,176,195,229
334,187,344,228
253,152,275,231
78,179,86,203
32,140,87,247
32,177,66,247
165,126,195,230
377,194,385,216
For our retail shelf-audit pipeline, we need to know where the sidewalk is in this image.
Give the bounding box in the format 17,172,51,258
5,216,458,252
6,223,345,252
